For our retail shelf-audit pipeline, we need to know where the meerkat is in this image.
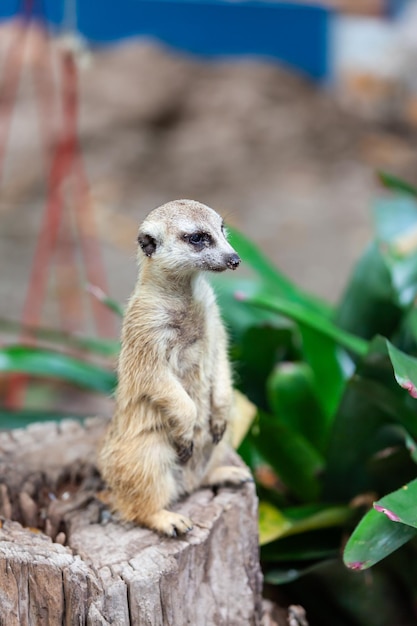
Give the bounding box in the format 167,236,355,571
98,199,252,536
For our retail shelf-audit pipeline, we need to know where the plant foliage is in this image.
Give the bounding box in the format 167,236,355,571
2,172,417,623
212,173,417,624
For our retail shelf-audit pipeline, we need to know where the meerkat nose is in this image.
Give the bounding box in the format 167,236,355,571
226,253,241,270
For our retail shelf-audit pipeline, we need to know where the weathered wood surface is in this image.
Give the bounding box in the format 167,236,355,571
0,418,263,625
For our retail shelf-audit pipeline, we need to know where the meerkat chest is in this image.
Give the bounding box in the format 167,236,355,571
167,305,205,348
164,300,213,377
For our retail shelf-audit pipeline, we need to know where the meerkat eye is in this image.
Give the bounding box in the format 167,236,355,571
187,232,212,247
189,233,203,245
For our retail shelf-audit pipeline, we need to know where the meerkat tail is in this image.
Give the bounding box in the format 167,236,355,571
202,465,254,487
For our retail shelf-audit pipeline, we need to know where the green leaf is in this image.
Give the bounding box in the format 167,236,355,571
250,410,324,502
259,501,352,546
227,226,332,318
259,501,292,544
387,339,417,399
343,507,417,571
213,276,280,342
238,291,368,356
373,478,417,529
357,376,417,441
298,327,347,420
0,345,116,393
237,324,295,408
336,243,402,340
0,408,87,429
283,503,352,536
325,376,417,500
324,337,417,501
267,361,330,453
378,171,417,197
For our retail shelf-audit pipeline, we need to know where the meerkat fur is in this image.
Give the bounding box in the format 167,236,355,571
98,199,252,536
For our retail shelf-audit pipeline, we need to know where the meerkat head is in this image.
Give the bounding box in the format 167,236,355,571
137,200,241,275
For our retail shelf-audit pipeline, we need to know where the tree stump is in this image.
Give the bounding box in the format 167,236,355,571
0,418,263,625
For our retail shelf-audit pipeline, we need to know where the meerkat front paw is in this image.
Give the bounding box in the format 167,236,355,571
147,510,194,537
210,418,227,444
174,438,194,464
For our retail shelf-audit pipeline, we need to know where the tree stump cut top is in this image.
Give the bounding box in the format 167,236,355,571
0,418,263,625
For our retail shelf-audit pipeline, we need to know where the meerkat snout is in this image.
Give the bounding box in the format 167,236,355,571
226,252,241,270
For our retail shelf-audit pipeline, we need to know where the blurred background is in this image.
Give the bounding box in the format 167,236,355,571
0,0,417,351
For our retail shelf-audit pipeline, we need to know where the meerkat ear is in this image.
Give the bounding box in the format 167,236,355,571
138,233,157,257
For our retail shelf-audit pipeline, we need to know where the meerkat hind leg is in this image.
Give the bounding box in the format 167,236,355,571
203,465,253,488
110,433,193,537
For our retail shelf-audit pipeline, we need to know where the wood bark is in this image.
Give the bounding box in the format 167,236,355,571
0,418,263,625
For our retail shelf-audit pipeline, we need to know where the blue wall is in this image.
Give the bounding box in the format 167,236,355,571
0,0,330,80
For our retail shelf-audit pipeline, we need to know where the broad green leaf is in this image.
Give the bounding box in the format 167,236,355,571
373,478,417,529
259,501,292,544
283,504,352,536
378,171,417,197
336,243,402,340
343,507,417,570
400,308,417,350
324,336,417,500
250,410,324,502
259,501,352,546
0,408,86,429
227,226,332,318
0,345,116,393
238,292,368,356
298,327,346,421
213,275,281,342
325,376,417,500
237,324,295,408
356,376,417,441
387,340,417,399
267,362,330,453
